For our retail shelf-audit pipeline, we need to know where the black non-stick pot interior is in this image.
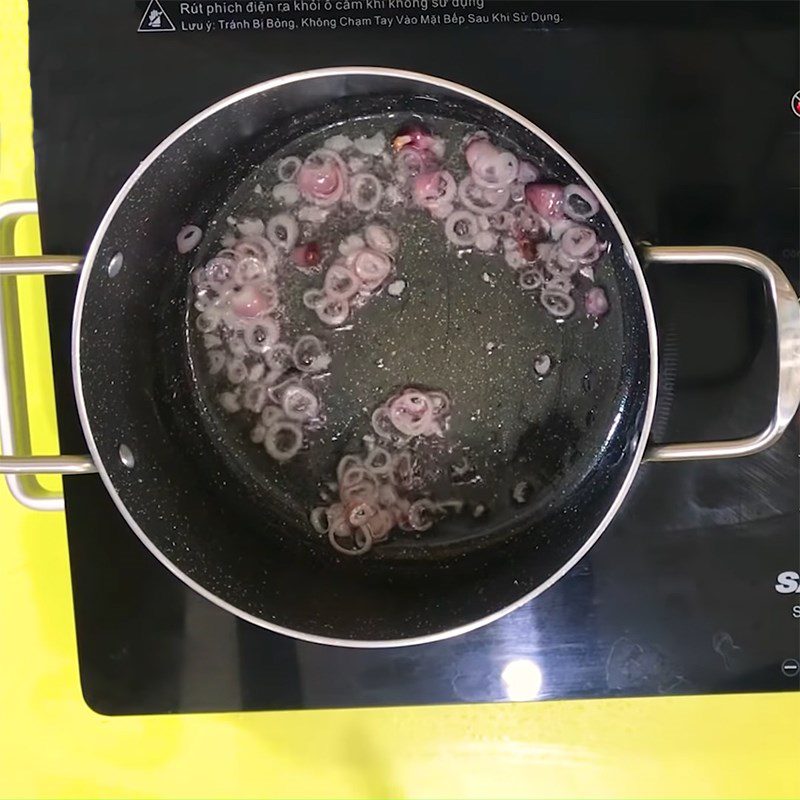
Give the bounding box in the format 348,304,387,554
77,72,650,642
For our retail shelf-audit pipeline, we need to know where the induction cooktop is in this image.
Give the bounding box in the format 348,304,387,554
27,0,799,714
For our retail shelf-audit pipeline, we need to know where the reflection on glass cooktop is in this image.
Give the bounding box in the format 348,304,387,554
29,0,799,713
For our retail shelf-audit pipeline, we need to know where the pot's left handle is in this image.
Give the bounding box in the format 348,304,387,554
0,200,96,511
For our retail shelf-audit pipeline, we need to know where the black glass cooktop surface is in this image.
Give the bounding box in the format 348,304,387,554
28,0,799,714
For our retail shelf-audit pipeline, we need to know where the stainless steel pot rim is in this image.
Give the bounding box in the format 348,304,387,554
71,66,659,648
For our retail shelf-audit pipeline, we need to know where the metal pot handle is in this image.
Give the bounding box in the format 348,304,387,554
0,200,96,511
642,245,800,462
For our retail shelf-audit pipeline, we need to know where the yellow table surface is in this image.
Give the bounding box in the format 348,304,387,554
1,3,799,798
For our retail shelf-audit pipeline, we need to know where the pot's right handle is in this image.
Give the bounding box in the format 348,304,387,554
0,200,96,511
642,245,800,462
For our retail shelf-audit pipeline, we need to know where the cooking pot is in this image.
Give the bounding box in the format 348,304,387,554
1,68,798,647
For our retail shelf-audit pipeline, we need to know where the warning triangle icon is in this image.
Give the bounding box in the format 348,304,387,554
138,0,176,32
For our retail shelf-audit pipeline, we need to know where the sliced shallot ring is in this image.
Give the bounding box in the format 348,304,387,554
328,526,372,556
227,333,248,358
585,286,610,317
429,170,456,207
277,156,302,182
444,210,479,247
458,177,509,215
266,213,299,251
351,249,392,288
525,183,565,221
464,136,496,169
234,236,277,268
203,332,222,349
297,149,347,207
242,317,280,352
552,217,578,241
509,181,526,204
268,376,300,405
250,424,267,444
350,173,383,212
519,268,544,291
292,242,321,271
395,145,438,179
325,134,353,152
266,342,293,373
293,335,331,373
550,250,582,275
427,391,451,416
339,234,366,256
218,391,240,414
407,499,437,531
371,405,395,439
517,160,540,184
242,383,268,413
261,405,283,428
327,502,348,531
564,184,600,221
207,349,225,375
361,509,394,543
248,362,265,382
412,170,456,210
340,480,379,506
578,242,604,265
545,273,574,293
324,264,361,300
232,284,278,318
195,309,221,333
302,288,327,309
265,342,294,372
560,225,598,259
365,447,392,475
232,256,276,286
236,218,265,237
541,289,576,318
225,358,247,384
348,155,371,173
265,368,285,386
264,421,303,461
204,256,235,286
511,204,550,240
298,205,329,224
348,502,378,527
282,385,319,421
363,224,399,254
474,230,497,252
388,390,433,436
354,132,386,155
378,483,399,508
177,225,202,253
396,500,414,530
272,182,300,205
340,465,371,489
310,507,330,534
336,455,363,484
472,150,519,189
